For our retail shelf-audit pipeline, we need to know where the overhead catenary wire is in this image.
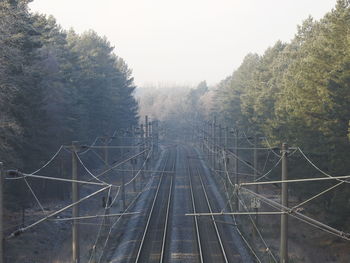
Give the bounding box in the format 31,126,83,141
213,169,255,177
204,137,262,177
292,181,344,209
76,147,149,189
209,138,282,182
239,187,350,240
219,128,345,208
200,122,285,182
53,211,140,221
103,133,152,206
94,149,148,180
298,147,350,184
108,128,119,144
263,138,282,158
21,145,65,176
96,162,158,263
239,174,350,187
104,169,174,174
92,131,156,262
105,183,121,210
86,143,145,167
186,212,285,216
89,145,143,149
203,139,221,155
8,173,117,187
7,185,111,239
241,188,350,242
254,154,283,182
76,153,111,185
84,128,130,263
88,215,108,263
222,146,260,174
218,169,237,212
90,148,108,165
221,152,235,188
217,162,263,263
86,139,152,188
124,147,153,187
233,222,263,263
225,147,272,150
74,222,114,226
4,122,154,262
75,129,150,188
264,194,350,241
78,126,126,155
199,122,281,261
217,142,278,263
261,150,271,173
241,130,255,147
288,147,299,157
199,120,350,245
88,185,116,263
236,192,278,263
202,120,350,242
23,177,46,214
12,115,350,261
78,137,101,155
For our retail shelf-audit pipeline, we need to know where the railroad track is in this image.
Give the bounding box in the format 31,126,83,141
188,157,229,262
133,147,176,263
187,146,243,263
106,145,250,263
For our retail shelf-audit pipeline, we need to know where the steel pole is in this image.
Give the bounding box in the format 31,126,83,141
140,124,145,186
253,135,258,238
218,124,222,172
234,130,239,211
0,162,4,263
121,134,126,211
280,143,289,263
72,142,80,263
145,116,149,178
104,137,110,224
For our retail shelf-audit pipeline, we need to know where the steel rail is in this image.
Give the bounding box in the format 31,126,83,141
160,160,175,262
187,158,204,263
134,153,169,262
134,149,175,263
196,167,229,263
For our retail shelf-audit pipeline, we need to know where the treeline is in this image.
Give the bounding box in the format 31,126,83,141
211,0,350,227
0,0,138,173
142,0,350,229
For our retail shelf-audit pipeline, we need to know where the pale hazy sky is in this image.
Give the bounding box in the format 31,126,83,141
29,0,336,87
